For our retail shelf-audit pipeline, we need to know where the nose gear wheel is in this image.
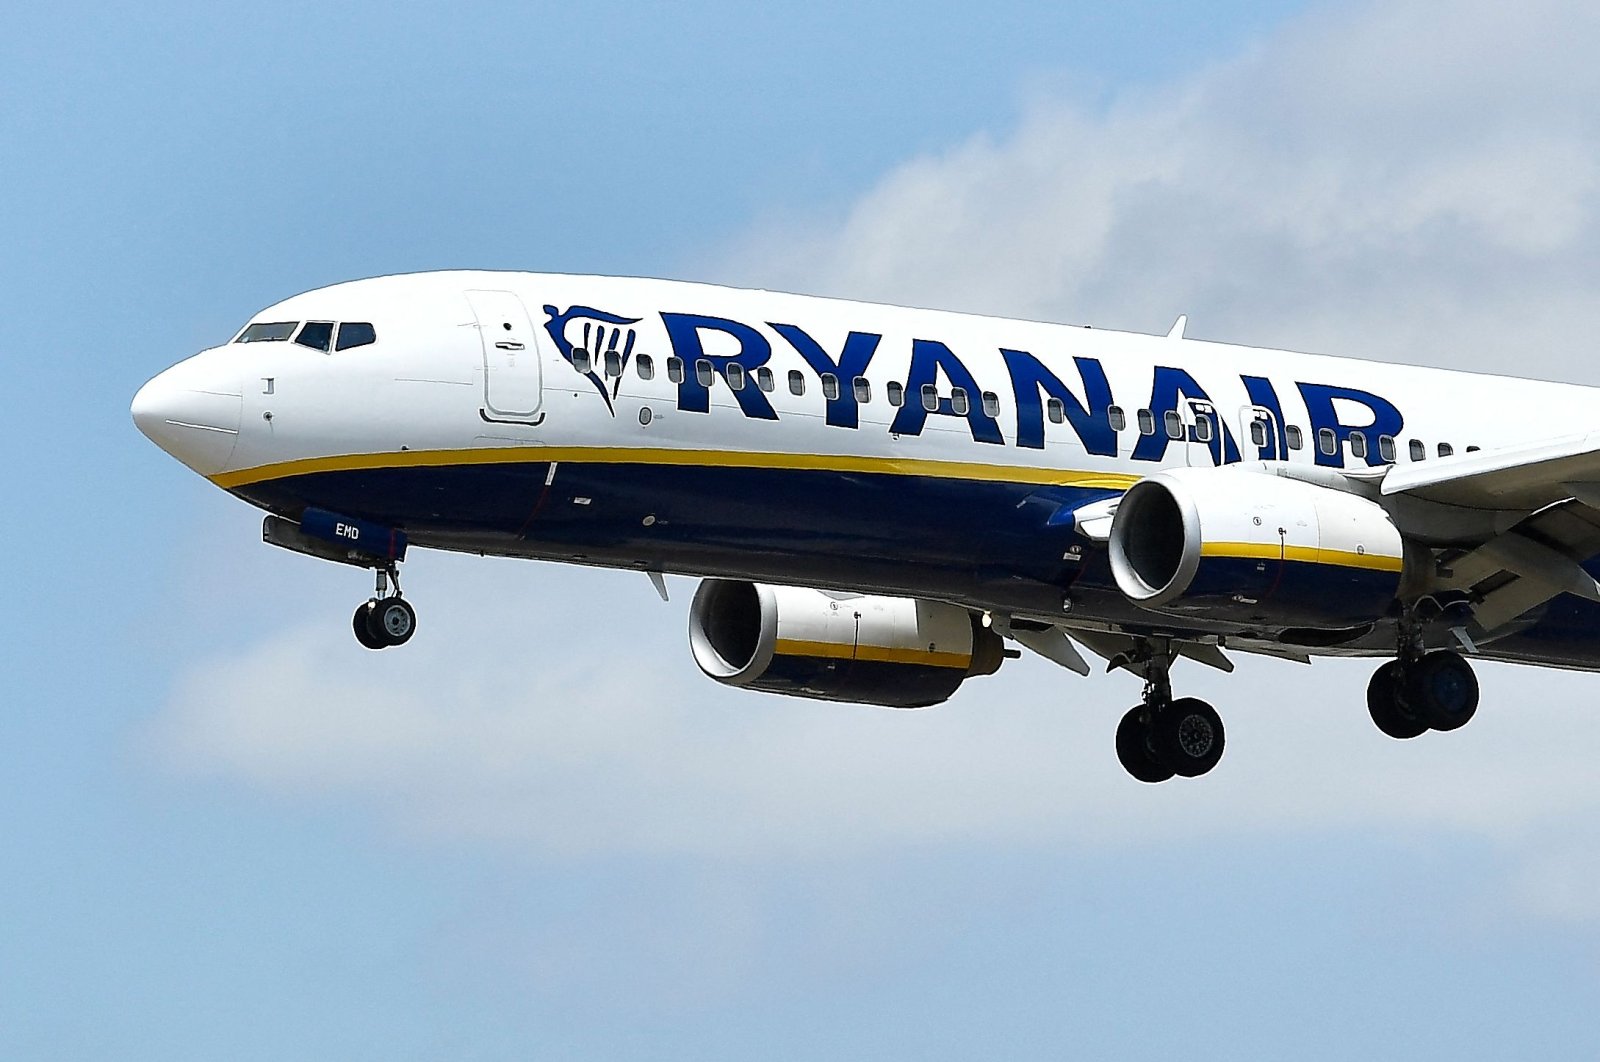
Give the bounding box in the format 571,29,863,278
352,563,418,650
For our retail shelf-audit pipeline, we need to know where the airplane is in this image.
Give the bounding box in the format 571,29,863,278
131,270,1600,783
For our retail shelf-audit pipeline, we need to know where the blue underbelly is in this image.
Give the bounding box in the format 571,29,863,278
230,459,1125,614
227,457,1600,667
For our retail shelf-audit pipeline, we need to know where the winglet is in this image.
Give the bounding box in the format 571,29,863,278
1167,314,1187,340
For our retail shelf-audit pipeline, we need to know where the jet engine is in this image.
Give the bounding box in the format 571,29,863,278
1108,467,1406,628
688,580,1005,708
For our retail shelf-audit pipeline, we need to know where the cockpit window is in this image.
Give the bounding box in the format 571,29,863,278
295,322,334,351
335,322,377,351
237,321,298,343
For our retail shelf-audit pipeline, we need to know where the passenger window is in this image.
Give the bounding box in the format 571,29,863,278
667,356,684,383
1249,419,1267,448
1108,405,1125,431
788,370,805,396
695,359,714,388
636,353,654,381
887,381,904,407
1318,428,1337,455
982,391,1000,417
1285,425,1303,450
756,367,774,392
1409,439,1425,461
571,349,592,374
1466,445,1480,453
1438,442,1454,457
294,322,334,351
726,363,746,390
1350,431,1367,459
1164,410,1183,440
853,377,871,403
334,322,376,350
821,373,840,401
604,350,623,378
1046,398,1065,424
1137,409,1156,436
1194,415,1213,443
1379,435,1396,462
951,387,970,416
920,383,939,412
238,321,298,343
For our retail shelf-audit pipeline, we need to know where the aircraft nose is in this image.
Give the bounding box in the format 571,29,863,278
131,351,244,476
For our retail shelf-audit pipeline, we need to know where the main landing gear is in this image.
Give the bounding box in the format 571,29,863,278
1365,621,1479,739
1113,640,1225,783
353,563,416,651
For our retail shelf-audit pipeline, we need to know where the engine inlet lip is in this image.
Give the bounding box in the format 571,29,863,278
1108,475,1203,607
688,579,778,683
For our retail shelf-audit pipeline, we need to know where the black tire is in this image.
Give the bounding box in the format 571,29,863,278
1116,705,1175,784
353,601,385,650
1366,660,1428,739
369,597,417,647
1151,698,1226,778
1407,650,1478,731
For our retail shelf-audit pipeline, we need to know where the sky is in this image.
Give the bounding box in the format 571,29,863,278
8,0,1600,1057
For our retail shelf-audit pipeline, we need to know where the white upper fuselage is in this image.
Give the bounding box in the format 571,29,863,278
133,269,1595,494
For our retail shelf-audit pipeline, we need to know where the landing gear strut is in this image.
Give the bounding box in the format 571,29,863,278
1113,640,1226,783
353,563,416,650
1366,615,1479,738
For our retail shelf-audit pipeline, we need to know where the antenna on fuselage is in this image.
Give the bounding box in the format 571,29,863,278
1167,314,1187,339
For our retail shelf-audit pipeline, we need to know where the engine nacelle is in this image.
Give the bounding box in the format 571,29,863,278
1108,467,1405,628
688,580,1004,708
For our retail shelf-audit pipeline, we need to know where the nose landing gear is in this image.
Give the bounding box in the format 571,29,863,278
353,563,416,650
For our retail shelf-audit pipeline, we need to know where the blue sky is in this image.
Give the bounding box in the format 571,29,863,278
11,1,1600,1058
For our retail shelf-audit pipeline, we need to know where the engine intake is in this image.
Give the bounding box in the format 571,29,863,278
1108,467,1405,628
689,580,1004,708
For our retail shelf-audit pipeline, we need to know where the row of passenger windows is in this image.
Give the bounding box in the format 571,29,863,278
1251,420,1475,461
572,350,1009,415
567,351,1473,459
236,320,377,352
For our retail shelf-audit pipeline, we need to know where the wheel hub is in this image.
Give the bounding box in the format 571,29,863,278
1176,713,1214,757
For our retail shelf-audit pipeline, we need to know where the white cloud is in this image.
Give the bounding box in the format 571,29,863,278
146,0,1600,920
711,0,1600,380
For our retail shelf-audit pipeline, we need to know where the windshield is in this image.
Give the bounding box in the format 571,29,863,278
294,322,334,351
336,322,376,350
231,319,378,349
236,321,298,343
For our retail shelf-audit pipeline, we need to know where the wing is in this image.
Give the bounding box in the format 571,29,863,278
1381,430,1600,511
1382,433,1600,633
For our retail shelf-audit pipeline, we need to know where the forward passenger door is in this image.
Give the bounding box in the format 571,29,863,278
467,289,543,423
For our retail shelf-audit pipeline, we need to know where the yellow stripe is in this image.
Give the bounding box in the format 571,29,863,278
773,638,972,669
210,445,1140,491
1199,541,1404,572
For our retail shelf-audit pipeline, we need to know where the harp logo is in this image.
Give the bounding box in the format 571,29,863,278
542,304,643,415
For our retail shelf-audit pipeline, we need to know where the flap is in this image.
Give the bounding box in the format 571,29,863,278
1437,499,1600,632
